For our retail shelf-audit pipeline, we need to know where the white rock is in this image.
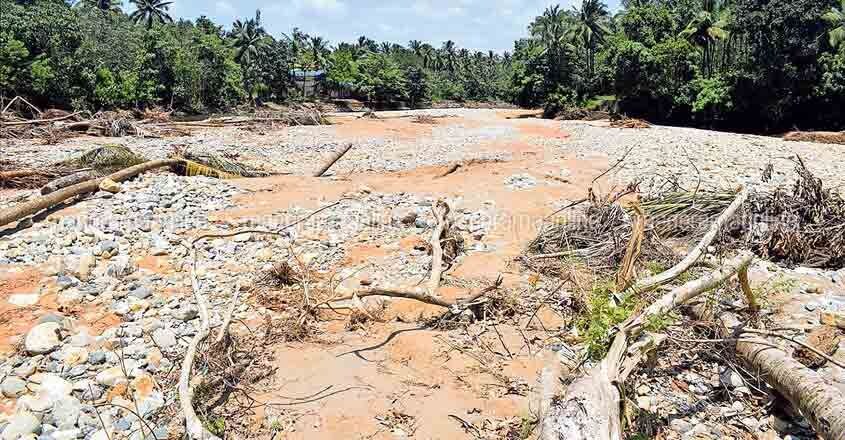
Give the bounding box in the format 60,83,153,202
24,322,62,354
8,293,40,306
151,328,177,349
0,412,40,440
96,367,127,387
50,396,81,430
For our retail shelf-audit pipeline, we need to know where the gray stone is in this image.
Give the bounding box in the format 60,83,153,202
49,397,81,430
669,418,693,434
172,305,198,321
106,255,135,278
88,351,106,365
1,376,27,398
25,322,62,354
55,276,79,291
113,419,131,431
151,328,177,350
1,412,40,440
129,287,152,300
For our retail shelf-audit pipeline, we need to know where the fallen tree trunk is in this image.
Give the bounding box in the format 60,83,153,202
690,306,845,439
1,111,82,126
40,170,102,195
543,252,754,440
0,159,180,229
313,143,353,177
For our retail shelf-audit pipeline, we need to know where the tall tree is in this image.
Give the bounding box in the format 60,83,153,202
231,10,269,66
442,40,457,72
679,4,729,76
567,0,611,77
74,0,123,12
129,0,173,28
310,36,330,69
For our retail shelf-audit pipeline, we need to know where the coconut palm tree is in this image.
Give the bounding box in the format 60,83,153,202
680,5,729,76
129,0,173,28
310,36,330,70
409,40,423,58
75,0,122,12
823,0,845,49
420,44,435,68
566,0,610,77
442,40,457,72
231,11,269,66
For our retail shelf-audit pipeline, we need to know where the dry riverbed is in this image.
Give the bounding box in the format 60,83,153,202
1,109,844,440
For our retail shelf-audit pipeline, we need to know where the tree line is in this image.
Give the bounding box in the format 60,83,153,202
1,0,843,131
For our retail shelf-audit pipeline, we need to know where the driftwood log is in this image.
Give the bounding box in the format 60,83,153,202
690,305,845,439
0,159,180,229
313,143,353,177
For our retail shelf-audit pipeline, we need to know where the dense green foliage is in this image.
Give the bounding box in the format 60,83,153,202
1,0,843,130
511,0,845,130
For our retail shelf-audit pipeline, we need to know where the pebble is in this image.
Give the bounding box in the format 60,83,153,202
25,323,62,354
1,376,27,398
151,328,177,350
0,412,40,440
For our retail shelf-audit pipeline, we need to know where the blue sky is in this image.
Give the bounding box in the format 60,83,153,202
168,0,622,53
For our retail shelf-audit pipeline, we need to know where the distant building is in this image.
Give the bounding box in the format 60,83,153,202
290,69,354,99
290,69,326,98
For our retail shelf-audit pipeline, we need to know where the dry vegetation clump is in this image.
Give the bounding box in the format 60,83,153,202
526,196,676,275
784,130,845,145
411,114,438,124
188,321,279,439
610,117,651,129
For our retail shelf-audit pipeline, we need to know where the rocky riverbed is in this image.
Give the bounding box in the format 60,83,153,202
1,109,844,440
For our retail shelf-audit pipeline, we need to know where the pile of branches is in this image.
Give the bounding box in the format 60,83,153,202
0,160,79,189
641,159,845,268
738,158,845,268
546,107,611,121
528,158,845,269
532,158,845,271
609,117,651,129
784,130,845,145
526,193,676,274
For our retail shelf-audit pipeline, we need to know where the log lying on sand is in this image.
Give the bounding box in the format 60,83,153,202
313,143,353,177
543,253,755,440
690,306,845,439
0,159,180,229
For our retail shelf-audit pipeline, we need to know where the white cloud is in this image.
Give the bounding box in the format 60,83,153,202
299,0,347,13
214,0,234,14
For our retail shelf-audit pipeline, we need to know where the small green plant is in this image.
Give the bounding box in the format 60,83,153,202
576,279,639,359
644,261,666,275
203,416,226,437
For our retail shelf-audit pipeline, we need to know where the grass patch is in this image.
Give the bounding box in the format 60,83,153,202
203,416,226,437
576,279,638,359
576,277,677,359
